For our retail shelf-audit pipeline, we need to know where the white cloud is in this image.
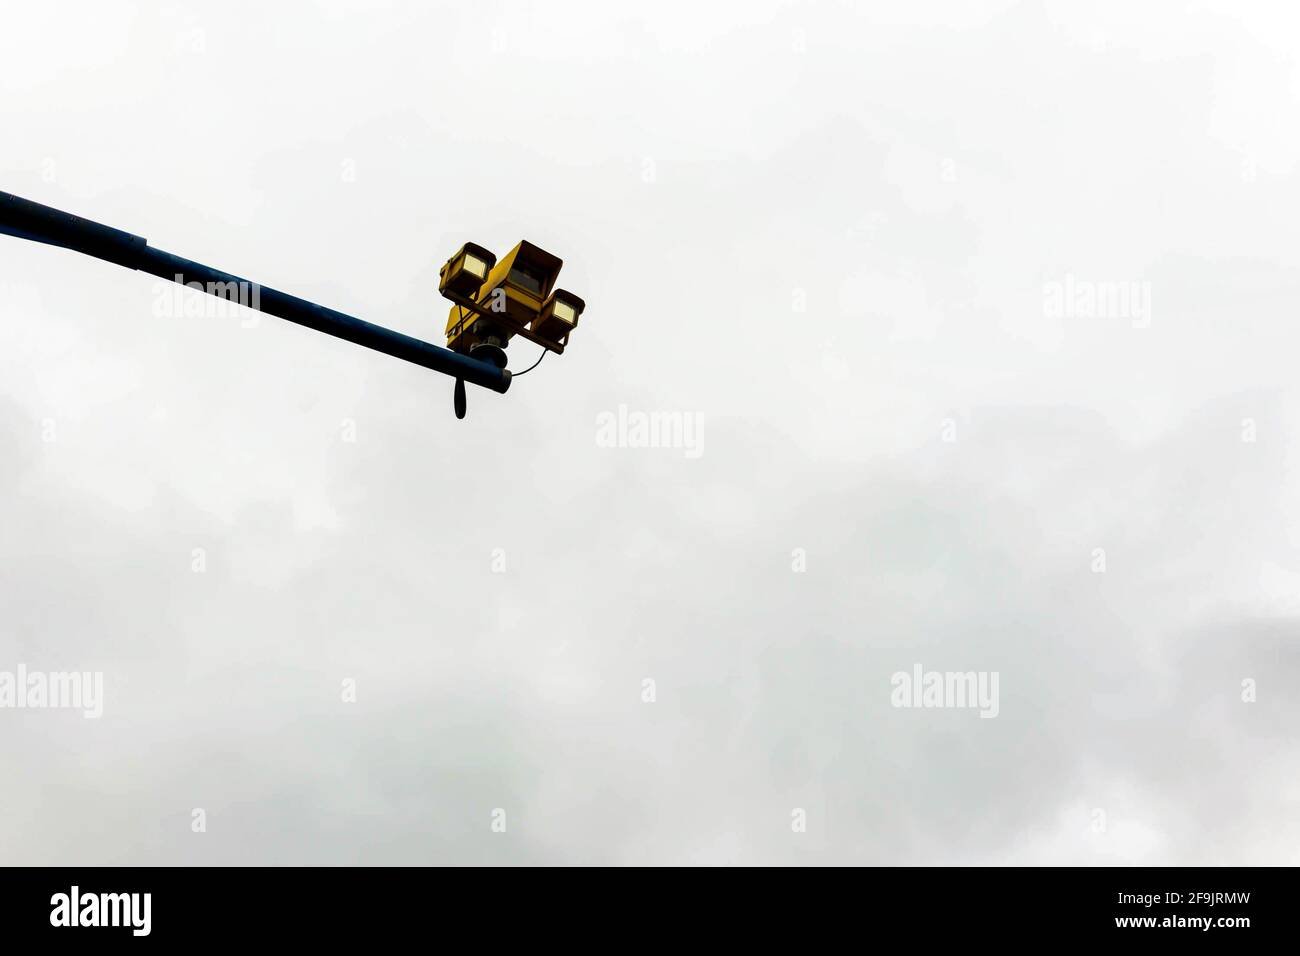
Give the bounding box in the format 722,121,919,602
0,0,1297,865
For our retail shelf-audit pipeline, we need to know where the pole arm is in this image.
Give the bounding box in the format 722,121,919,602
0,190,511,394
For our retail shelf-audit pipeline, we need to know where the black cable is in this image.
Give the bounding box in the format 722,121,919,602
510,347,547,377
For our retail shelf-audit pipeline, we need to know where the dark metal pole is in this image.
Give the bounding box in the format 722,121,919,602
0,190,511,394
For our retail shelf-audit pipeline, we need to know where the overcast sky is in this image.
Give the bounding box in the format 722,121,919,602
1,0,1298,865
